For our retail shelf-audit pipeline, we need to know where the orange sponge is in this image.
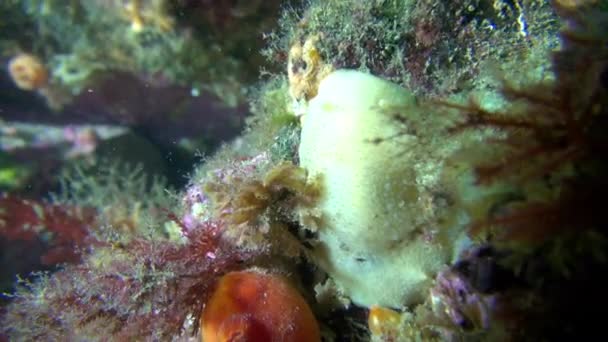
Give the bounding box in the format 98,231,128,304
7,53,48,91
201,270,321,342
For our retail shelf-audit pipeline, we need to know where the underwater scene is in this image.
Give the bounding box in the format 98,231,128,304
1,0,607,341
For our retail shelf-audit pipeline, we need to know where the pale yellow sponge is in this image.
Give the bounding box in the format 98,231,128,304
299,70,449,308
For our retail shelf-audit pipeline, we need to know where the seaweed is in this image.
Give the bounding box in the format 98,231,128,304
1,219,262,340
444,1,608,245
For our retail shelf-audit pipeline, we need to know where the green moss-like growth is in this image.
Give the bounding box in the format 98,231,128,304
53,160,174,242
265,0,559,96
2,0,284,107
247,75,300,159
0,152,34,192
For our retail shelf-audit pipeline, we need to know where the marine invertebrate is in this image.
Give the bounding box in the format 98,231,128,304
406,245,518,341
368,305,402,340
202,158,321,249
119,0,174,32
7,53,48,91
6,53,71,110
299,69,460,307
200,269,320,342
428,268,496,333
287,35,333,115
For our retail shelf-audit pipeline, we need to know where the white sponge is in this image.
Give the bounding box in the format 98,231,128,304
299,70,448,307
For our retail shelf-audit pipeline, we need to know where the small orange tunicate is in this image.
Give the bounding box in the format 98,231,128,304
7,53,49,91
368,305,402,336
201,270,321,342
